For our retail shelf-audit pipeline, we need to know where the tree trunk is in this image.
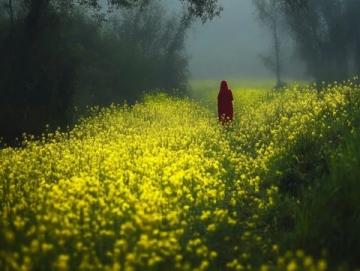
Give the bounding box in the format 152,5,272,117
273,19,282,87
8,0,14,27
25,0,50,39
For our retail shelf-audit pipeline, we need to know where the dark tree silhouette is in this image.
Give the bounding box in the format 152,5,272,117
283,0,360,82
0,0,214,145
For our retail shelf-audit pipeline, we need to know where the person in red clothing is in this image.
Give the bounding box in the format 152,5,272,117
217,80,233,124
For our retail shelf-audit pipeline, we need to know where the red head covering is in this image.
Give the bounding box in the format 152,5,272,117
218,80,232,100
220,80,229,94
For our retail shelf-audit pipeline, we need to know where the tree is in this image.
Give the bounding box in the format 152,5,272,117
73,0,191,106
344,0,360,74
254,0,360,83
0,0,309,24
253,0,284,88
282,0,355,82
0,0,222,24
0,0,196,144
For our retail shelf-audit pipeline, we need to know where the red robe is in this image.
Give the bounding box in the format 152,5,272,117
218,80,233,123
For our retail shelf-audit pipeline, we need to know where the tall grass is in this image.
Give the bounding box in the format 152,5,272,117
288,131,360,268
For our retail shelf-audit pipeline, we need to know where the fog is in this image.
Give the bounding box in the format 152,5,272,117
2,0,359,143
184,0,305,80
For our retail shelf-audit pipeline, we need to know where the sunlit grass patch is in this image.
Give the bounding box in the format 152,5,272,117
189,78,271,111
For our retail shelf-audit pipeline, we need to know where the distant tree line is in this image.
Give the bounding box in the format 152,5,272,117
284,0,360,82
254,0,360,84
0,0,220,145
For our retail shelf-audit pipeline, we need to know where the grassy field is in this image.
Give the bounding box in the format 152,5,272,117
189,79,274,108
1,80,360,270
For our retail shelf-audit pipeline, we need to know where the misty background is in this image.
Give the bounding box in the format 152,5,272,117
185,0,305,80
1,0,360,145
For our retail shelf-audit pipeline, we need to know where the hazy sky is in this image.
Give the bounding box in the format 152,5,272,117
107,0,305,80
184,0,304,80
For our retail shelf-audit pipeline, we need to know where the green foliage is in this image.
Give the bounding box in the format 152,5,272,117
0,1,190,145
253,0,360,83
255,81,360,269
287,131,360,268
283,0,360,82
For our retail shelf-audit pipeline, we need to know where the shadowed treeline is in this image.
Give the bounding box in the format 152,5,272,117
253,0,360,85
1,0,360,145
0,0,218,145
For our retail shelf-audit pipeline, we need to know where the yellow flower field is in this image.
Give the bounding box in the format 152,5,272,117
1,80,360,270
